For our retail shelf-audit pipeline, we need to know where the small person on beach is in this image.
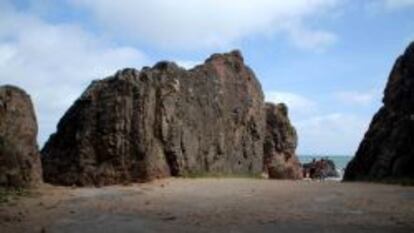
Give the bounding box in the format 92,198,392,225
314,159,321,180
309,158,316,179
319,159,327,181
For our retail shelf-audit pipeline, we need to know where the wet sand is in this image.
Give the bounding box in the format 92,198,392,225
1,178,413,233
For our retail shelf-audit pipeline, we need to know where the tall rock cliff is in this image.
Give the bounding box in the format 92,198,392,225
42,51,266,186
0,85,42,187
263,103,302,179
344,42,414,182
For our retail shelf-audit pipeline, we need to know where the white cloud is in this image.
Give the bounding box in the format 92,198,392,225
296,113,370,155
335,89,381,106
365,0,414,13
71,0,340,50
265,91,317,118
282,23,337,51
0,2,149,146
265,90,374,155
384,0,414,9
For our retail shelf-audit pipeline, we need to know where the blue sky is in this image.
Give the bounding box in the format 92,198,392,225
0,0,413,155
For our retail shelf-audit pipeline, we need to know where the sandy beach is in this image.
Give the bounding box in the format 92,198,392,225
1,178,413,233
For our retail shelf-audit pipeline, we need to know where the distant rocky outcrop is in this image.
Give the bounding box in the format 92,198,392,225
42,51,266,186
263,103,302,179
344,42,414,182
303,159,339,179
0,85,42,187
323,159,340,178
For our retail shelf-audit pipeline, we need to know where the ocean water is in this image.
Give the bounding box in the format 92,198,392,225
299,155,353,180
299,155,352,170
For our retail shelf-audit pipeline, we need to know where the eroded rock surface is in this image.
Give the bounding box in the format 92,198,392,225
344,42,414,182
263,103,302,179
0,85,42,187
42,50,266,186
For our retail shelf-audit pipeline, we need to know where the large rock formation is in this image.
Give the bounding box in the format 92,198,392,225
344,42,414,182
0,85,42,187
42,51,266,186
263,103,302,179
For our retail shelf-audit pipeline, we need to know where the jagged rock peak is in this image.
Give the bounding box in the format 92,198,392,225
205,50,244,63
